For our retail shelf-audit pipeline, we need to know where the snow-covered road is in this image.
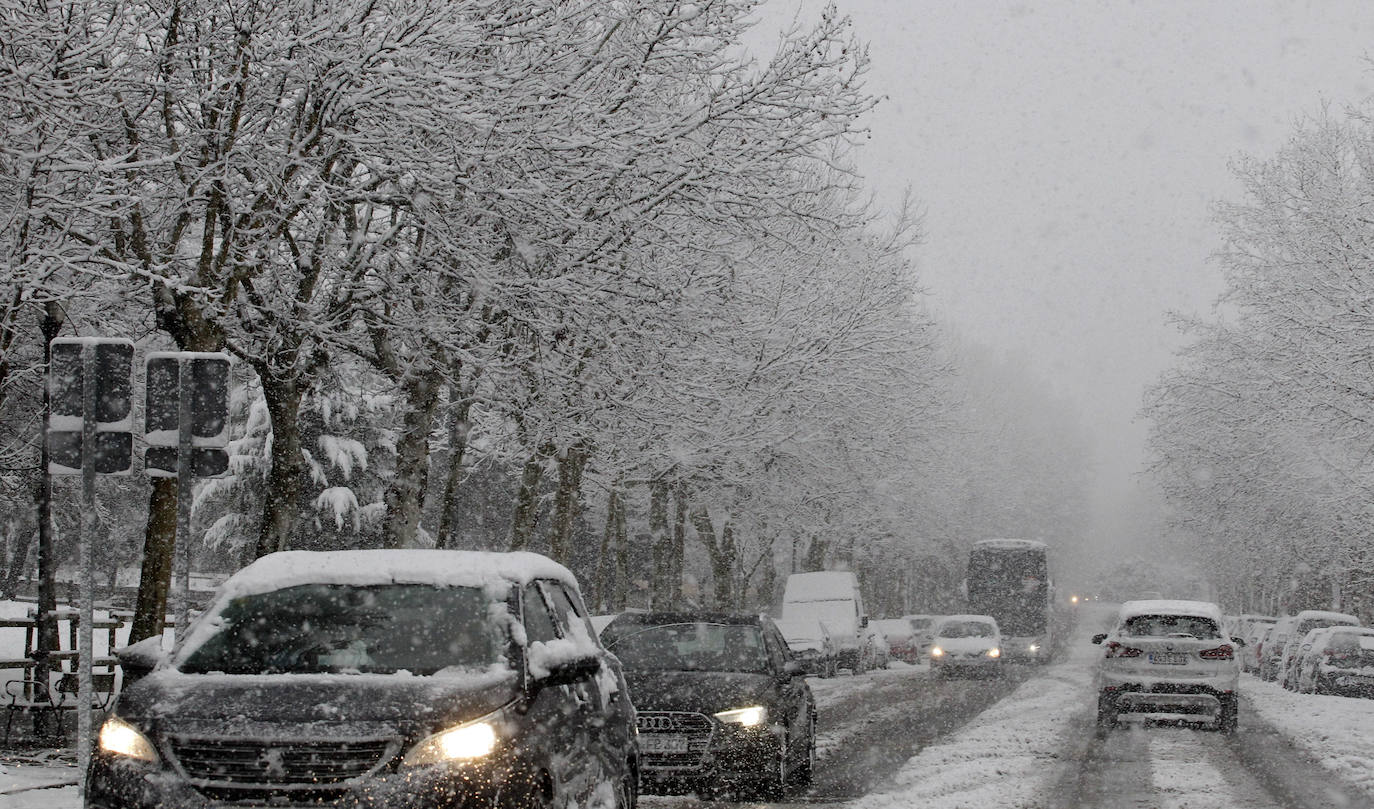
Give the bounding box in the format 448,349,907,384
10,609,1374,808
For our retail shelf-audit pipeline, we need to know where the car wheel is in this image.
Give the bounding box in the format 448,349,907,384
1216,695,1238,734
497,771,550,809
790,713,817,789
1096,694,1118,732
755,736,788,801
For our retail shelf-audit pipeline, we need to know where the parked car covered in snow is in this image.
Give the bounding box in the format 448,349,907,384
902,614,939,660
1293,625,1374,697
1236,614,1275,673
1092,599,1240,733
872,618,920,664
89,550,637,809
774,616,838,677
1277,609,1360,690
927,614,1002,677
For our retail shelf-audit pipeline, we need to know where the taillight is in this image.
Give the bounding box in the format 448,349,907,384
1106,642,1142,658
1199,645,1234,660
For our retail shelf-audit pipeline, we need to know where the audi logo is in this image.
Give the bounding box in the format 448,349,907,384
637,715,679,732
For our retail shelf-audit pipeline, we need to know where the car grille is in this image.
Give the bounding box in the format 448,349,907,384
636,711,713,770
167,736,399,787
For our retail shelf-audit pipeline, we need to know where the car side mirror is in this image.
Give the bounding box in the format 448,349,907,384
780,660,803,681
1232,637,1246,647
115,635,168,687
532,653,601,691
1090,633,1108,645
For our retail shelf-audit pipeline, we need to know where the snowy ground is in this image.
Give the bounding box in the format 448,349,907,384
1243,672,1374,797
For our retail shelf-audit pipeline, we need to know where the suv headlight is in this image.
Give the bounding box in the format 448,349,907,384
403,720,499,766
98,716,158,763
714,706,767,727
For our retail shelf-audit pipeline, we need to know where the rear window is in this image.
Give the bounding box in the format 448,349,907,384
1122,614,1221,640
604,622,770,673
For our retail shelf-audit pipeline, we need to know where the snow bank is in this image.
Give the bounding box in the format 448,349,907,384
1244,673,1374,799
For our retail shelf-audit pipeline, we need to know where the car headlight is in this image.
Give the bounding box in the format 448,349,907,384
98,716,158,763
987,648,1001,658
929,646,944,657
714,706,767,727
402,720,499,766
1028,643,1040,653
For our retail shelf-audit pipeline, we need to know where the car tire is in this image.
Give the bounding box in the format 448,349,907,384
755,737,788,801
1096,694,1118,732
1217,695,1238,734
788,713,817,790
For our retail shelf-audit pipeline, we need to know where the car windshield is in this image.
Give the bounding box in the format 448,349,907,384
1122,614,1221,640
938,621,994,638
604,622,770,673
178,583,505,675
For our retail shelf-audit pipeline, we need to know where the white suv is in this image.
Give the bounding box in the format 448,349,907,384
1092,599,1241,733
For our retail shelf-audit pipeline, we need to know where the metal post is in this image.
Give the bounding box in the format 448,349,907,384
78,344,96,794
173,357,194,638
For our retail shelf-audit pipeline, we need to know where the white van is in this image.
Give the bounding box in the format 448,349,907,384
781,571,872,673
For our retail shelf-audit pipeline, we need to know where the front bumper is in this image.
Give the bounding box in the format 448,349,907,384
636,713,780,795
85,747,524,809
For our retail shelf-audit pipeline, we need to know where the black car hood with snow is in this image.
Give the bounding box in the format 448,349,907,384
121,669,519,735
621,668,778,714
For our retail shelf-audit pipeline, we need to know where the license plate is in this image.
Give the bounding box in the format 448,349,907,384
638,734,690,754
1149,652,1188,665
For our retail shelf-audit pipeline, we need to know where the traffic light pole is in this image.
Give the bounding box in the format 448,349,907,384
174,356,194,639
77,344,97,795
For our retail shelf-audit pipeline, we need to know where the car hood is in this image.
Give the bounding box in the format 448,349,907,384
622,669,778,714
120,668,519,734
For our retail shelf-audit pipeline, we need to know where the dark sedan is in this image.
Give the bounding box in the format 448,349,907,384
600,611,816,800
86,549,637,809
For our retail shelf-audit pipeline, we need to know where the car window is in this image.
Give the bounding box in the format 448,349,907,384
938,621,994,638
177,583,504,675
604,622,770,673
1122,614,1220,640
540,580,596,641
522,582,560,644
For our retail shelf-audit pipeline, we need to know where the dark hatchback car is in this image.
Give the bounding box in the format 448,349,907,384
87,550,637,809
600,611,816,800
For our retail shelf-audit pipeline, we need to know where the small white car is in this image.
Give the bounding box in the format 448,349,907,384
928,614,1002,677
1092,599,1240,732
1277,609,1360,690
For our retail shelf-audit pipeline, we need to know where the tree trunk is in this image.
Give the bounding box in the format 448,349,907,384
548,444,588,565
672,481,687,603
254,376,305,558
509,443,553,551
648,479,672,608
435,378,474,549
382,366,443,549
612,492,628,610
689,504,738,610
128,478,177,644
590,483,618,609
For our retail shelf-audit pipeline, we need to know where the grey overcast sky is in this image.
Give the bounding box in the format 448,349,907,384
748,0,1374,557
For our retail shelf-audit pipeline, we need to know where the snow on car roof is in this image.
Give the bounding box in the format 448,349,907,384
937,613,999,626
972,537,1048,550
1293,609,1360,623
1117,599,1223,623
216,549,578,600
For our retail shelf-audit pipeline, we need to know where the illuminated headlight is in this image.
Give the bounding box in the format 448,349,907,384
714,706,767,727
98,716,158,763
1028,643,1040,653
929,646,944,658
402,721,498,766
987,648,1001,658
